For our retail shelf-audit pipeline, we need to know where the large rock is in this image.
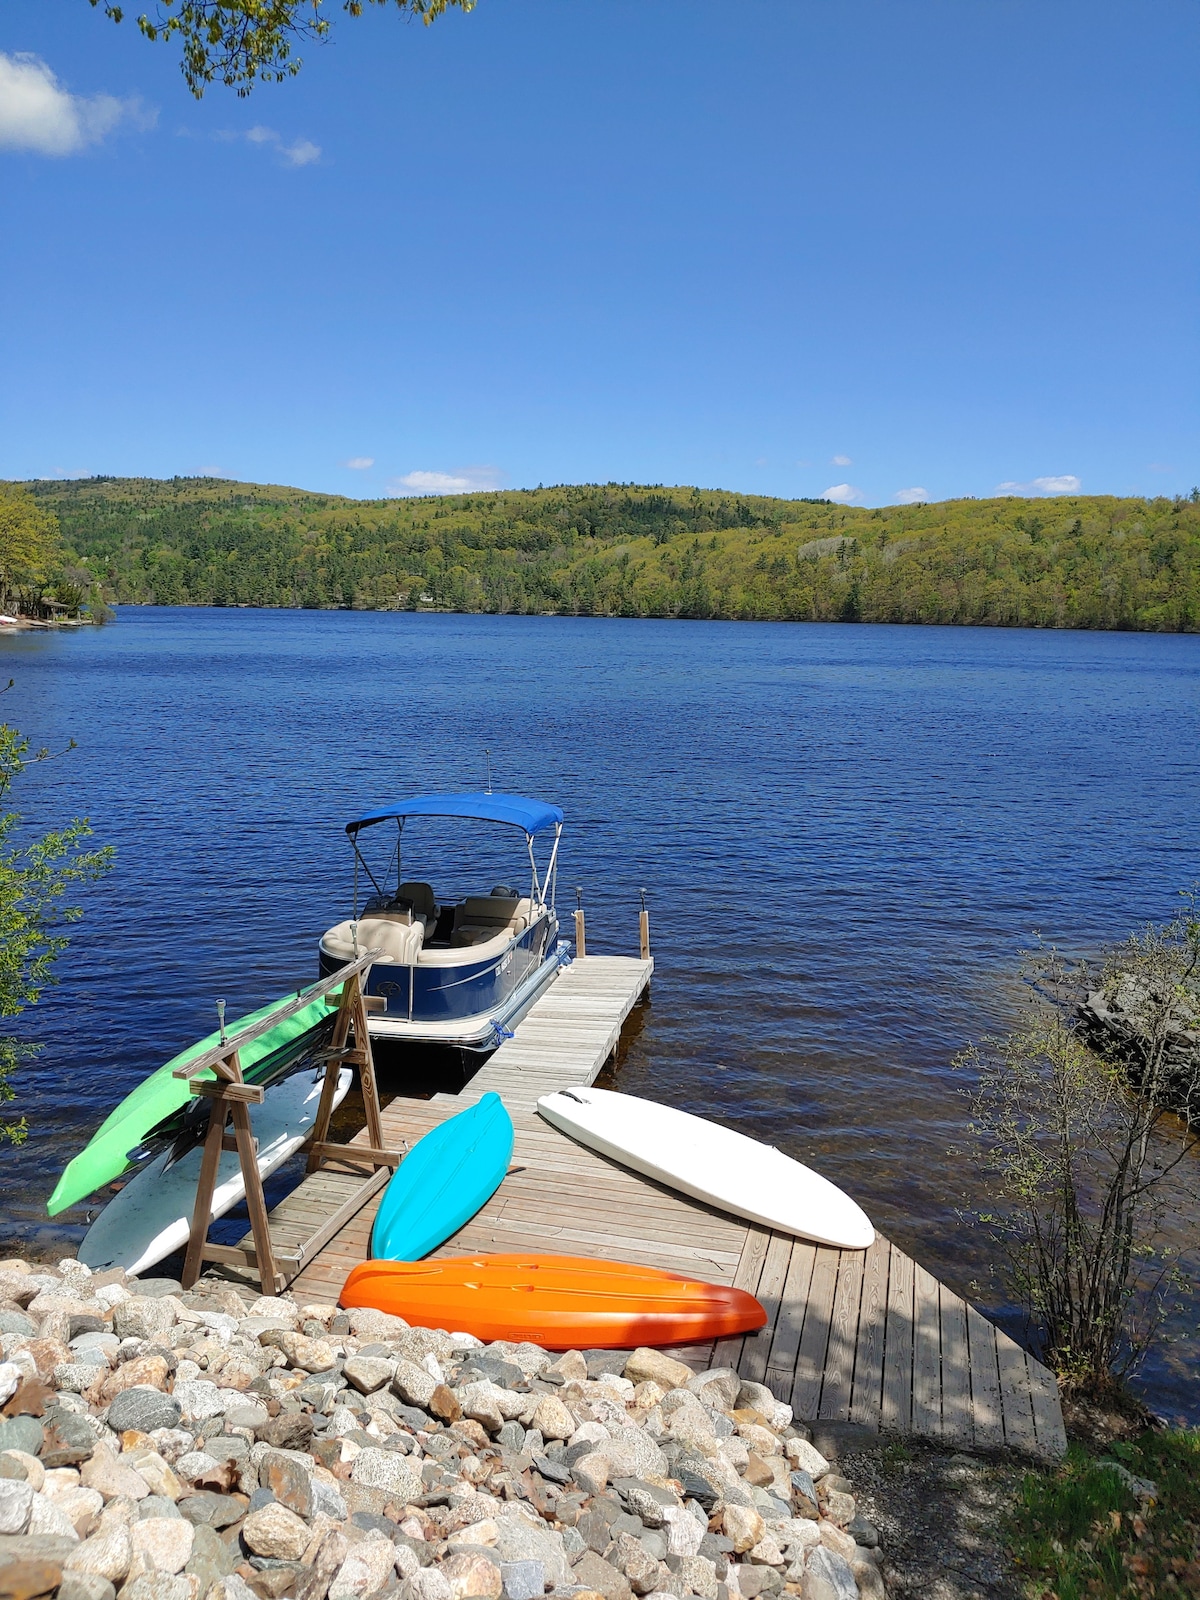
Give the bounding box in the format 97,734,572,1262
622,1352,693,1392
349,1449,422,1503
390,1361,436,1411
438,1554,502,1600
62,1526,133,1584
45,1486,103,1541
128,1517,194,1576
685,1370,741,1412
260,1333,336,1374
175,1493,243,1530
0,1480,34,1534
720,1506,763,1555
799,1547,857,1600
26,1493,80,1542
0,1365,23,1407
255,1413,314,1453
570,1552,630,1600
784,1439,829,1481
492,1511,572,1590
0,1423,44,1459
660,1508,704,1559
242,1502,311,1562
183,1522,237,1594
528,1397,573,1443
328,1533,397,1600
39,1411,97,1471
343,1359,394,1398
259,1452,312,1518
95,1358,170,1406
57,1574,115,1600
169,1383,223,1426
119,1574,194,1600
107,1392,181,1438
601,1430,667,1483
402,1569,453,1600
0,1555,62,1600
112,1302,177,1344
125,1452,182,1502
80,1446,149,1503
498,1561,543,1600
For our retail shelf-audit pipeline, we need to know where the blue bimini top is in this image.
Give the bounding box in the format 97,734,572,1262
346,791,564,838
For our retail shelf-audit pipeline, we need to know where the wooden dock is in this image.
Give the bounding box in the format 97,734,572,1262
230,954,1066,1459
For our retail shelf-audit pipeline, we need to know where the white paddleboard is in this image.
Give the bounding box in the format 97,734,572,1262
79,1067,353,1276
537,1086,874,1250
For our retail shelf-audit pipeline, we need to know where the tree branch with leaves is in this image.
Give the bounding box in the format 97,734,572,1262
88,0,476,97
0,691,115,1144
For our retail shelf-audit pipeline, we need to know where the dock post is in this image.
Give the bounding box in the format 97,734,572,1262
574,886,586,959
639,887,650,960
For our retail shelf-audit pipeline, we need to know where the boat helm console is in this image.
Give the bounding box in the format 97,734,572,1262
319,791,567,1051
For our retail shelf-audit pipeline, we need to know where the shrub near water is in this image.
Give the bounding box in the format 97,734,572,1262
1011,1432,1200,1598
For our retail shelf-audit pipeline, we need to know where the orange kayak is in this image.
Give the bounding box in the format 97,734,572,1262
340,1252,766,1348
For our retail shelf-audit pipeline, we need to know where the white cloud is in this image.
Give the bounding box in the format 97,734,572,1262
823,483,862,504
389,466,505,496
0,52,153,156
994,474,1082,497
894,487,928,504
343,457,374,470
244,125,321,166
831,454,853,467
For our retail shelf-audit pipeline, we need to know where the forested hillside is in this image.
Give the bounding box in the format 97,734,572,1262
21,476,1200,631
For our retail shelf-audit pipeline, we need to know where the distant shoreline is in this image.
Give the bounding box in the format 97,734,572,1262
23,476,1200,635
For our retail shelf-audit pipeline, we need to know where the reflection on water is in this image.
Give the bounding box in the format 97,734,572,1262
1,610,1197,1417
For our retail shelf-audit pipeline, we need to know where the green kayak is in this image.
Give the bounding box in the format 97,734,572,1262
47,987,337,1217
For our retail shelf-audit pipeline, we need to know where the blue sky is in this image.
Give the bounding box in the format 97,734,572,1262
1,0,1197,506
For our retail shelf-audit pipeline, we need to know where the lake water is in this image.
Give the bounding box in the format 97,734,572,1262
2,610,1198,1418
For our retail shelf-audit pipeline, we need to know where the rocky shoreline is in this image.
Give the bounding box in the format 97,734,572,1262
0,1260,888,1600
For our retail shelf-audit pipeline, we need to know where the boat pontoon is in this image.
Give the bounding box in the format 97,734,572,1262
318,792,566,1051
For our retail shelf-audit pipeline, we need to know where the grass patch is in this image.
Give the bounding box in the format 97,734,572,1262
1009,1430,1200,1597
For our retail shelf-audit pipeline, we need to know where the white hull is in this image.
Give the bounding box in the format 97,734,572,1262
537,1086,874,1251
79,1067,352,1276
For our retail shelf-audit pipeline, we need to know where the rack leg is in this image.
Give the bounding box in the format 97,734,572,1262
308,981,357,1171
182,1104,229,1289
232,1099,279,1294
356,991,385,1154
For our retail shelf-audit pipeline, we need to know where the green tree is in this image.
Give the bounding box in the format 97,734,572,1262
89,0,475,97
0,487,60,612
0,694,115,1143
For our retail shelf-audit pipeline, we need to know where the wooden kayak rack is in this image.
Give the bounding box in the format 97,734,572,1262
174,951,403,1295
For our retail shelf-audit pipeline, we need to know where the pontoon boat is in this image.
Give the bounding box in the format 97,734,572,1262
318,792,565,1051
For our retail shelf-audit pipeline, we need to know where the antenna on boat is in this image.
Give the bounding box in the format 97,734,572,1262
484,749,493,793
216,999,227,1046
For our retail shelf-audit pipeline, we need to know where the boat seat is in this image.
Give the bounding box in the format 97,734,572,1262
398,881,438,922
321,916,424,966
450,896,532,947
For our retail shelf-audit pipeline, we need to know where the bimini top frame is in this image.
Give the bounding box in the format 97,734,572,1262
343,791,564,919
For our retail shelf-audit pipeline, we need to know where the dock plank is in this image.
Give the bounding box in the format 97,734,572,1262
788,1246,836,1421
881,1245,915,1432
849,1234,890,1430
819,1249,865,1422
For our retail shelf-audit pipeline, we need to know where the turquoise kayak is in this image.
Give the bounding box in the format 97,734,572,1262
47,987,337,1217
371,1092,513,1260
